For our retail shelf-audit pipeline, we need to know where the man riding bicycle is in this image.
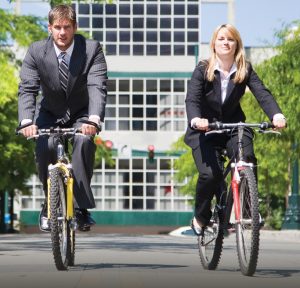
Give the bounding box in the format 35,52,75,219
17,5,107,232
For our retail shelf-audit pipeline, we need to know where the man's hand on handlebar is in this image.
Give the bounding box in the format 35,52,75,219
81,123,98,135
80,119,101,135
192,117,209,131
19,124,38,138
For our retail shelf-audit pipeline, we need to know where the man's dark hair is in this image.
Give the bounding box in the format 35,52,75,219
48,5,77,26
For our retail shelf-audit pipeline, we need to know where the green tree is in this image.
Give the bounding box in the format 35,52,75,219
0,9,47,47
244,22,300,228
0,7,48,231
172,22,300,229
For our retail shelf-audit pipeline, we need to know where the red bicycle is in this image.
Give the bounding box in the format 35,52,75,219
197,121,280,276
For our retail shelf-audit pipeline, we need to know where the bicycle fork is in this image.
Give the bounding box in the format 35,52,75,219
231,165,241,223
47,163,75,225
231,161,254,224
61,165,78,230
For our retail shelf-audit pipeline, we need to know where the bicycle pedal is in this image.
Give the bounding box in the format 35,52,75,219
207,220,215,227
79,225,91,232
70,219,78,230
227,222,235,229
259,214,265,227
223,229,229,237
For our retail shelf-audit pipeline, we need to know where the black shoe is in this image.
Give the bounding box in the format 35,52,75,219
191,217,205,236
39,203,50,232
75,209,96,231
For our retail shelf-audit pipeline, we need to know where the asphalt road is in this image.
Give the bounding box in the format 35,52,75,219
0,230,299,288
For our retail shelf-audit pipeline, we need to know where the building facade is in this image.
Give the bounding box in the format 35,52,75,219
20,0,203,230
20,0,272,230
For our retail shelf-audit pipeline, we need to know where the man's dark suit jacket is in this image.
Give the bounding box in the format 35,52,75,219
184,60,282,149
18,34,107,126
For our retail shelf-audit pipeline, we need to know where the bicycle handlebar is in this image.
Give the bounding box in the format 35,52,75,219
15,120,101,136
205,121,280,136
31,128,80,140
208,121,274,130
16,126,82,140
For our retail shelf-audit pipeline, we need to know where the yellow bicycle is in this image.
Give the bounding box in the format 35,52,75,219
17,126,79,270
44,127,77,270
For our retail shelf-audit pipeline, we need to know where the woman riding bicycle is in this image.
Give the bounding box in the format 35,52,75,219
184,24,286,234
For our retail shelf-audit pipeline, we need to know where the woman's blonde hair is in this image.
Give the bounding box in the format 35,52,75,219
206,24,247,83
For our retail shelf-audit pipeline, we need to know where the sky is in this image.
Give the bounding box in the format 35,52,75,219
202,0,300,47
1,0,300,47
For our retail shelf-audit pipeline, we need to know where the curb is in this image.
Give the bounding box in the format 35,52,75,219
169,226,196,237
259,229,300,242
169,226,300,242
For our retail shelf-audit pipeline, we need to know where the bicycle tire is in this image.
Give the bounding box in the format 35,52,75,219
198,194,224,270
235,167,260,276
49,167,72,270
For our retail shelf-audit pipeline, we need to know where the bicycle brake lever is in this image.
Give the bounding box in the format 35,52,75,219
257,129,281,135
205,130,223,136
27,134,39,140
205,129,231,136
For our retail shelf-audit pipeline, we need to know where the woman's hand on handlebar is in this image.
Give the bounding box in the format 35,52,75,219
272,114,286,130
192,117,209,131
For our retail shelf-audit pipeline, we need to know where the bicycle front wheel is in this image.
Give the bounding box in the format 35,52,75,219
198,194,224,270
235,167,260,276
49,167,73,270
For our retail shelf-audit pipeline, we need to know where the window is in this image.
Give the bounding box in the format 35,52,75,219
133,4,144,15
105,78,187,132
93,18,103,28
79,4,89,14
23,158,192,212
76,1,199,56
90,157,191,211
119,4,130,15
79,18,89,28
105,4,116,14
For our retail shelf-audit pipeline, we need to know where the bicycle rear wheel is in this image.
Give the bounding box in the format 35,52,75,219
235,167,260,276
198,195,224,270
49,167,73,270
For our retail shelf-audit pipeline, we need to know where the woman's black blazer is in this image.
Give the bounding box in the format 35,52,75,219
184,60,282,149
